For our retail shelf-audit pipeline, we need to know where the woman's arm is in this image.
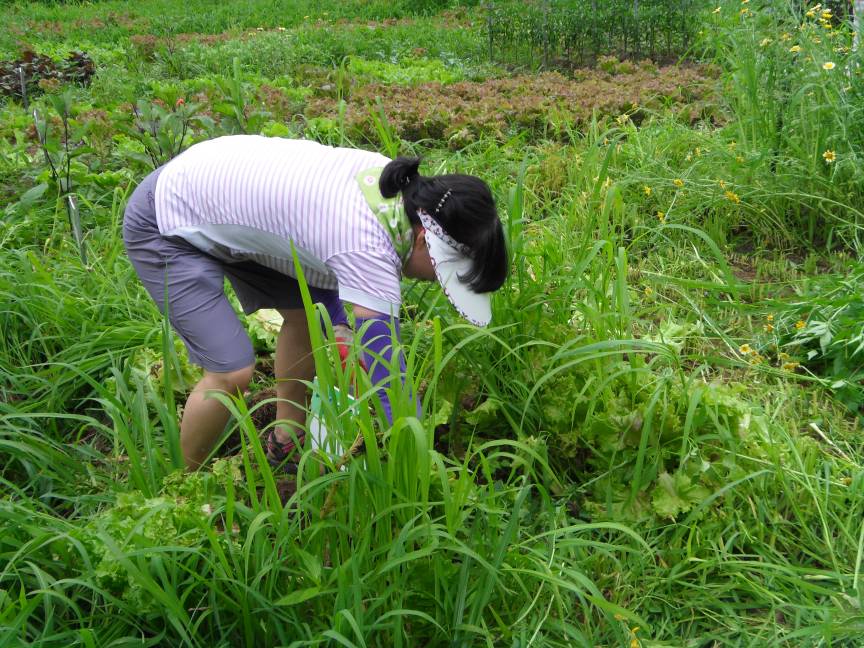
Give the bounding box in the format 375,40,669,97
349,305,421,423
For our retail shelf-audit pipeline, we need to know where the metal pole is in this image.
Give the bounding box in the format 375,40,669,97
66,194,87,266
17,66,28,109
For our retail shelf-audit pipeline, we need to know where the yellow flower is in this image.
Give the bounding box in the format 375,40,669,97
821,9,832,19
782,362,800,371
657,211,666,222
644,286,654,296
812,37,821,44
789,45,802,53
823,149,836,163
718,179,727,189
781,32,791,41
673,178,684,188
763,323,774,332
631,626,641,634
739,344,752,355
766,314,774,322
712,6,721,13
724,190,741,204
795,320,806,330
779,352,791,361
739,7,750,16
822,61,835,70
630,640,640,648
760,38,772,47
643,185,652,196
806,9,816,18
736,155,745,163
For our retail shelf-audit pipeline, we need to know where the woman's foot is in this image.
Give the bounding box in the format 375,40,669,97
265,428,305,474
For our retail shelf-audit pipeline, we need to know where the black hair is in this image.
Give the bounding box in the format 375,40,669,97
379,156,508,293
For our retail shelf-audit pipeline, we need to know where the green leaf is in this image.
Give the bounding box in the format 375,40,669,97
651,471,709,519
276,586,321,606
18,183,49,209
465,398,502,426
430,399,453,428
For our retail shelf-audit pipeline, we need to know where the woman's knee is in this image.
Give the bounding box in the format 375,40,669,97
203,365,254,394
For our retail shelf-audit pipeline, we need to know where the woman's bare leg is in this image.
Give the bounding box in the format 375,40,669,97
273,309,316,443
181,365,254,470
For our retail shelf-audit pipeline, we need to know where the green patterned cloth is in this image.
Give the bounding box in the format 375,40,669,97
355,167,414,264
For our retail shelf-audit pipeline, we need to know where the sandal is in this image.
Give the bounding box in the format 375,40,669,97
265,428,306,474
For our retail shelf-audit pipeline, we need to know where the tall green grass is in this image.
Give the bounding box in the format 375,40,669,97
2,0,864,644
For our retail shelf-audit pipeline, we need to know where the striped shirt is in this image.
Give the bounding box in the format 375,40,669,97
154,135,401,314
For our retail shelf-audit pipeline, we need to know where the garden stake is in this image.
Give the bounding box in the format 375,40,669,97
17,66,27,109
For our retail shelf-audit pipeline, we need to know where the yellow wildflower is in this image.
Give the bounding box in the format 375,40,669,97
643,185,652,196
736,156,745,163
781,32,791,41
822,61,835,70
764,323,774,332
812,37,821,44
823,149,836,163
630,640,639,648
657,211,666,222
821,9,832,19
782,362,800,371
795,320,806,330
750,354,764,365
739,344,752,355
789,45,802,53
806,9,816,18
718,179,727,189
644,286,654,296
766,314,774,322
779,352,791,361
631,626,641,634
740,7,750,16
760,38,772,47
724,190,741,204
673,178,684,188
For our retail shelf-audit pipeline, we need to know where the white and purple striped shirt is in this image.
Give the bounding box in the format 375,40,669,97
154,135,401,314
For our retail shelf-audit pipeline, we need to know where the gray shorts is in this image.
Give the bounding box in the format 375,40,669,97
123,167,310,372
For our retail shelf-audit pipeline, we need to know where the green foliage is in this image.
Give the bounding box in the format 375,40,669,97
487,0,709,67
774,261,864,412
2,0,864,645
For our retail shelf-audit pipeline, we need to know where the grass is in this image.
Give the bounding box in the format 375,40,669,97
2,0,864,645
